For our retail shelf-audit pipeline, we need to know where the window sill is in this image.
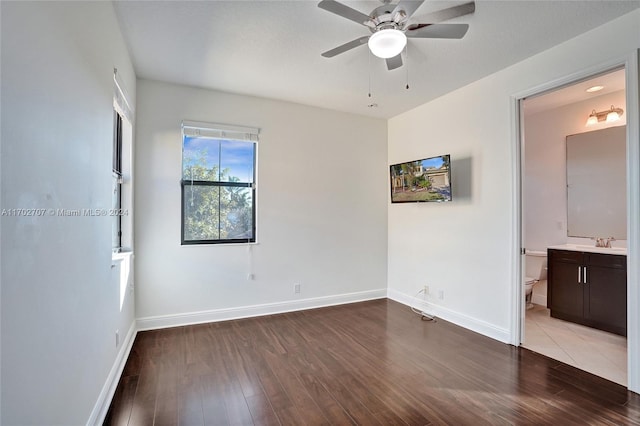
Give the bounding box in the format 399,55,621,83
112,250,134,263
181,242,259,247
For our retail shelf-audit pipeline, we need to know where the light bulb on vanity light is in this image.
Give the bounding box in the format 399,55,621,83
586,110,598,126
606,105,620,122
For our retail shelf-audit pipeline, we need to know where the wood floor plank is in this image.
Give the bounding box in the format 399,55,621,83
200,373,231,426
373,409,411,426
284,360,358,425
127,356,160,425
221,383,254,426
244,394,280,426
259,351,330,424
220,323,265,398
177,376,204,426
154,394,179,426
154,361,180,425
105,299,639,425
103,375,138,426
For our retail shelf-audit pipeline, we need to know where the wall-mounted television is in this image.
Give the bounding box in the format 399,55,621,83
390,154,452,203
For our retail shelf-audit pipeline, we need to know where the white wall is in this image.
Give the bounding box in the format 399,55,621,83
1,2,136,424
524,90,626,305
135,80,388,324
524,90,627,251
387,10,640,342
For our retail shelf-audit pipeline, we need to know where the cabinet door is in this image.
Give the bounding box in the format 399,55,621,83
548,250,584,321
549,260,583,319
584,254,627,336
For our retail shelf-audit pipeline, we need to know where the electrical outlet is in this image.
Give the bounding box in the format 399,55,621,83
247,273,255,281
294,283,301,294
438,290,444,300
115,330,120,348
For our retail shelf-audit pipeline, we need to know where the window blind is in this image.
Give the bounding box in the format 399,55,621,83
113,68,134,124
182,121,259,142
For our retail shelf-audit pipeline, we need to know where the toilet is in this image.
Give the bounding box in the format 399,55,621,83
524,250,548,308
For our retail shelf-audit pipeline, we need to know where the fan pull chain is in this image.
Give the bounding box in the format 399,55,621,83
368,49,372,98
405,44,410,90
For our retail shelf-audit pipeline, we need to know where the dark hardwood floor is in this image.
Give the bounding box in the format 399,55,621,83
104,299,640,425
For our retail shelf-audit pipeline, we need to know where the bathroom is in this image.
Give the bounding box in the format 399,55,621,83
521,68,628,385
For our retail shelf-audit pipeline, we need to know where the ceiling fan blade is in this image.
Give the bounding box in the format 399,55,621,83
406,23,469,39
317,0,372,26
410,2,475,25
386,54,403,71
321,36,370,58
392,1,425,20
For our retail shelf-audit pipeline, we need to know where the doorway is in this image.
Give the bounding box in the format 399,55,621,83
512,54,640,393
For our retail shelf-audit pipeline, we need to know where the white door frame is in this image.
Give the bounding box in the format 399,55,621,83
510,49,640,393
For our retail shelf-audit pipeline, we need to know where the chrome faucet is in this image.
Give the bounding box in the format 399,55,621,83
593,237,615,248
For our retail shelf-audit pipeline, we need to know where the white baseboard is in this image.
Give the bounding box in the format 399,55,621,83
387,288,511,344
87,321,137,426
137,288,388,331
531,293,547,307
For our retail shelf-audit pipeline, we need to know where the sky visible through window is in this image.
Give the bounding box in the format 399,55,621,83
183,136,254,182
422,156,445,169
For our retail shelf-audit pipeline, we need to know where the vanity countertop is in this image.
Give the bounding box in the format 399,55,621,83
548,244,627,256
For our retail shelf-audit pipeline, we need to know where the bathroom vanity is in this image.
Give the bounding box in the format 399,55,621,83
547,245,627,336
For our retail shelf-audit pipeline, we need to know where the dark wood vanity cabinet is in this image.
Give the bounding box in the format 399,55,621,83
548,249,626,336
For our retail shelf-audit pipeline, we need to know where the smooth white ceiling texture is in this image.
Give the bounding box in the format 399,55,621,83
114,1,640,119
524,68,626,116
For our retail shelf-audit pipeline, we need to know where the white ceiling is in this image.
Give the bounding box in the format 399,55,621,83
113,0,640,119
523,68,626,116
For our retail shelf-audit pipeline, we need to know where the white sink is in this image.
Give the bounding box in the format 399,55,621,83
548,244,627,255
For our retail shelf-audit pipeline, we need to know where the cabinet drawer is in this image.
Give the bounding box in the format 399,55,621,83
548,249,582,264
587,253,626,269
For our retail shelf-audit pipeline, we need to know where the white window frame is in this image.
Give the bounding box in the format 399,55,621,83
180,120,259,245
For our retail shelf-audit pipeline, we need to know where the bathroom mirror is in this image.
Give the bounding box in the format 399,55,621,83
566,125,626,239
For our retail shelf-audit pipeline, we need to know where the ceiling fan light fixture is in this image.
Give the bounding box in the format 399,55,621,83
368,28,407,59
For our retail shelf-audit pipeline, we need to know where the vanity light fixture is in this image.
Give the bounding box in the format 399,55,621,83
585,105,624,126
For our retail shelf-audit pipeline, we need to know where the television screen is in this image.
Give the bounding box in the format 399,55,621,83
390,154,452,203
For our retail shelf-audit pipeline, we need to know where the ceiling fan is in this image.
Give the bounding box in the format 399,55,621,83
318,0,475,70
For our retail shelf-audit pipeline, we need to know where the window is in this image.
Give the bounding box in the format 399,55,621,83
112,68,133,254
181,121,258,244
112,110,123,251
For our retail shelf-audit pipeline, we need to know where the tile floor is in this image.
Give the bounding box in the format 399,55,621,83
523,304,627,386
